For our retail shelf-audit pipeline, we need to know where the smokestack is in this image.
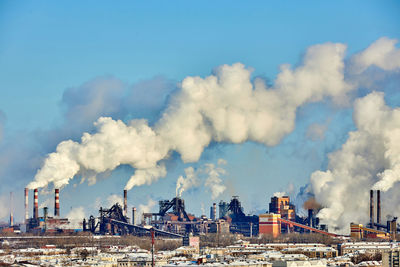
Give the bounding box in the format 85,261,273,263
132,207,136,225
377,189,381,226
308,209,313,227
213,203,217,220
24,188,28,223
123,189,127,216
54,188,60,217
34,188,38,219
370,190,374,228
9,192,13,227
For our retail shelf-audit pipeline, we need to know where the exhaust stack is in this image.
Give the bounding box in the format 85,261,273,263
33,188,38,219
123,189,127,216
24,188,28,223
132,207,136,225
54,189,60,217
377,189,381,226
213,203,217,220
9,192,13,227
370,190,374,228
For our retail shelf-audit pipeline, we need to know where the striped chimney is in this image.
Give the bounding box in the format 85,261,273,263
24,188,29,222
54,188,60,217
33,188,38,219
123,189,127,216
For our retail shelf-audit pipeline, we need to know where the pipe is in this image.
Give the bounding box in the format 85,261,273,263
123,189,127,216
132,207,136,225
308,209,313,227
370,190,374,229
54,188,60,217
24,188,29,223
10,192,13,227
377,190,381,226
34,188,38,219
213,203,217,220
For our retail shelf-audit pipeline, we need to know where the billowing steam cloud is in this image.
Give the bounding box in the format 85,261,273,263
204,162,227,200
176,167,199,197
137,198,157,225
28,41,351,190
66,206,85,229
28,37,399,195
175,159,227,199
310,92,400,231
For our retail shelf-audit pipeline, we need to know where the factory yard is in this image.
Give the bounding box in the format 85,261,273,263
0,233,395,267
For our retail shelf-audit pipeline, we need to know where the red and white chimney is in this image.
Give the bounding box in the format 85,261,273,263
123,189,127,216
24,188,29,223
33,188,38,219
54,188,60,217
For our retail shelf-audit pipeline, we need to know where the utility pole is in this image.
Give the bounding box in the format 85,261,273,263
151,228,155,267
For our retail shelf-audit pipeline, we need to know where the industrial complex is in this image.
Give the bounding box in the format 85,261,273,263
2,187,400,242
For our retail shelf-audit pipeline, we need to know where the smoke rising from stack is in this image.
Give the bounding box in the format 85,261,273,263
310,92,400,231
28,40,353,191
22,38,400,226
175,160,227,199
303,197,322,211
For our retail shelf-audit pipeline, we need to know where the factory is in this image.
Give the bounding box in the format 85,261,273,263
350,190,398,240
4,185,400,242
1,188,75,234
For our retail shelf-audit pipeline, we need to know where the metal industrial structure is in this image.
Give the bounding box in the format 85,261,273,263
25,188,70,233
84,201,183,238
10,181,400,241
350,190,399,240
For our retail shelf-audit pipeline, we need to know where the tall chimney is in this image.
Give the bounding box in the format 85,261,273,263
24,188,29,223
377,190,381,226
123,189,127,216
54,188,60,217
213,203,217,220
132,207,136,225
9,192,13,227
34,188,38,219
370,190,374,228
308,209,313,227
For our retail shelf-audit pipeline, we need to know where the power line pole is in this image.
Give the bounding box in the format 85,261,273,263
151,228,155,267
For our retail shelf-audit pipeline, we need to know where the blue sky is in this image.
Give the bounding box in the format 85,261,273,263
0,1,399,223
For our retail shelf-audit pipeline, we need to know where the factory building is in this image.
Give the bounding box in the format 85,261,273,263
351,190,398,240
269,196,296,221
259,214,281,237
25,188,72,233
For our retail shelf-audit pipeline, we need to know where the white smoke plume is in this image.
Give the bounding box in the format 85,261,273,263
175,167,199,197
310,92,400,232
175,159,227,199
348,37,400,75
107,194,123,207
66,206,85,229
28,40,352,191
137,198,157,225
273,192,287,198
28,37,400,193
39,198,52,209
204,163,227,200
